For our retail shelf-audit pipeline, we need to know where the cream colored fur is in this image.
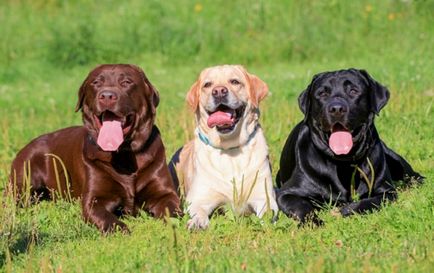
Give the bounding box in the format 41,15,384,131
176,65,278,229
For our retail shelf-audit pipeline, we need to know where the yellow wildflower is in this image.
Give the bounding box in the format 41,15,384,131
388,13,396,21
194,3,203,13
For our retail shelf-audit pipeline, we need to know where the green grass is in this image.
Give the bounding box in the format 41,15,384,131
1,0,433,272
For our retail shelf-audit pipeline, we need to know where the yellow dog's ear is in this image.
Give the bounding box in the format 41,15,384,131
236,65,269,108
248,73,269,108
186,80,201,111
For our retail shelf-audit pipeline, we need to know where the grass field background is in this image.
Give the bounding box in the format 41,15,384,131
1,0,433,272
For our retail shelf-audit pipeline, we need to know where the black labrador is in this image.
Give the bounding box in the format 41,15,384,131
276,68,422,224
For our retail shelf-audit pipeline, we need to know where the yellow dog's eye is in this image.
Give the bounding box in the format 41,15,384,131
203,82,212,88
230,79,240,85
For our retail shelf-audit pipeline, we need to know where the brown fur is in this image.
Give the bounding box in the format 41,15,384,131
8,64,181,233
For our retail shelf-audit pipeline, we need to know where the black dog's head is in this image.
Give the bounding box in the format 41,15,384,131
299,68,389,159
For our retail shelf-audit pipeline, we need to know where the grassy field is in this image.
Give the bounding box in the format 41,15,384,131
1,0,433,272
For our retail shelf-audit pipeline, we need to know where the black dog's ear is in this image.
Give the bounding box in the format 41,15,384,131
298,73,323,115
359,69,390,114
298,88,309,115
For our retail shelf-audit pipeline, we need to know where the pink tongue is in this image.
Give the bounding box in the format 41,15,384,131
207,111,234,128
97,121,124,151
329,131,353,155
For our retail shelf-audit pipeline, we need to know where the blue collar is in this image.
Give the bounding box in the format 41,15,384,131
197,125,259,150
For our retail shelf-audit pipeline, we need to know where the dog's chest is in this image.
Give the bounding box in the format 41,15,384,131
331,162,367,201
194,138,269,183
93,151,155,214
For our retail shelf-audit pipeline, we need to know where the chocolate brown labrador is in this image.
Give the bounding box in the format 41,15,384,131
8,64,181,233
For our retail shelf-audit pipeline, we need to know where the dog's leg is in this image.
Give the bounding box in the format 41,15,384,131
249,198,279,224
277,194,322,225
187,203,214,230
82,195,128,234
250,198,279,218
340,192,397,217
145,192,183,218
247,177,279,219
186,188,224,230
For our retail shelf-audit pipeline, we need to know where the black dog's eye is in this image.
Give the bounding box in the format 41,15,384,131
230,79,240,85
203,82,212,88
349,89,360,96
317,90,329,98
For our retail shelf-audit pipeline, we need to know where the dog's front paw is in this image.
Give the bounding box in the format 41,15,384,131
101,220,130,235
187,216,210,230
340,204,357,217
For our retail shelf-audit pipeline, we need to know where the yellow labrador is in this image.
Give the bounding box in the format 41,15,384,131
169,65,278,229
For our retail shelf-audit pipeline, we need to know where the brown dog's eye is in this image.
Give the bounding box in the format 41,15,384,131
120,80,133,87
92,80,100,85
230,79,240,85
203,82,212,88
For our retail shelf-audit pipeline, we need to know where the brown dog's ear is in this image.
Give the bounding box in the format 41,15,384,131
358,69,390,114
186,80,201,111
75,76,88,112
150,84,160,109
76,64,106,112
143,75,160,114
129,64,160,113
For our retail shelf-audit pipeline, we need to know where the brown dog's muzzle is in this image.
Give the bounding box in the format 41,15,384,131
98,90,119,109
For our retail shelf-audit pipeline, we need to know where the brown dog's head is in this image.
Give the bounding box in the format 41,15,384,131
186,65,268,149
76,64,159,152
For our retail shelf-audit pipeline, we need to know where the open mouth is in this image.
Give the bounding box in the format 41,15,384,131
93,111,135,151
206,104,245,134
94,111,134,135
327,122,353,155
330,123,348,134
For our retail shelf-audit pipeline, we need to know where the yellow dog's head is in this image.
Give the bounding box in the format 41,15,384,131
186,65,268,149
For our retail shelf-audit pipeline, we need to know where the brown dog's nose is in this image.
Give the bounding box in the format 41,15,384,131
328,102,347,116
212,86,228,99
98,91,118,104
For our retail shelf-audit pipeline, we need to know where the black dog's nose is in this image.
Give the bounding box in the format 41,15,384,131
328,102,347,116
212,86,228,99
98,91,118,104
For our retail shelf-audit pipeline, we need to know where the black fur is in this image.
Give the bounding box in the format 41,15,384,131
276,68,423,224
168,147,183,195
